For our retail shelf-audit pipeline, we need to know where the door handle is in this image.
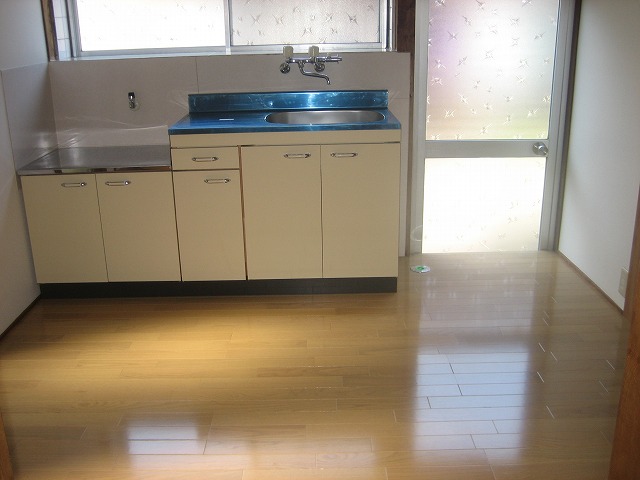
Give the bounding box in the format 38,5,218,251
204,178,231,184
61,182,87,188
104,180,132,186
532,142,549,156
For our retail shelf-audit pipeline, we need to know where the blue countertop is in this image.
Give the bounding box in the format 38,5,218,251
169,90,401,135
169,109,400,134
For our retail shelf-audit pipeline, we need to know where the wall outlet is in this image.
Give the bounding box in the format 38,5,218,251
619,267,629,297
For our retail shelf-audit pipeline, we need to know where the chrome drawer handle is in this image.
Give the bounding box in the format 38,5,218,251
192,156,219,162
104,180,131,186
204,178,231,184
283,153,311,159
61,182,87,188
330,152,358,158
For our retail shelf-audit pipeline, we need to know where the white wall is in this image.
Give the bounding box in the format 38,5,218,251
0,0,48,70
559,0,640,308
0,0,52,333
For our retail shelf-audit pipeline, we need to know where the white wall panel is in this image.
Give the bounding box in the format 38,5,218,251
559,0,640,308
0,0,51,333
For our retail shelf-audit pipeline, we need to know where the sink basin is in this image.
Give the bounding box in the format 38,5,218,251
265,109,385,125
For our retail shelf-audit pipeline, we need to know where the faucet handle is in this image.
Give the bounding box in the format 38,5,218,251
308,45,319,60
283,45,294,59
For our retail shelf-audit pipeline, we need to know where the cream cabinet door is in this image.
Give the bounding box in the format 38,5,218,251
173,170,246,281
96,172,180,281
241,145,322,279
21,174,108,283
321,143,401,278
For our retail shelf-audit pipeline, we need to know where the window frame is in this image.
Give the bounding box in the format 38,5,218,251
56,0,392,60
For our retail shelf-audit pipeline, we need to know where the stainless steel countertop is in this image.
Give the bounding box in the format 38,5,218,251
17,145,171,176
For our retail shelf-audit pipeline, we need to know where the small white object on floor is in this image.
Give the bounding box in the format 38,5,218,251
410,265,431,273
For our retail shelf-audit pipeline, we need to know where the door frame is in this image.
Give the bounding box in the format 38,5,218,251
0,413,12,480
409,0,578,253
609,187,640,479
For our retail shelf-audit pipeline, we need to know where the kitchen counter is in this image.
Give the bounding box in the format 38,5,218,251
17,91,400,176
17,145,170,176
169,90,401,135
169,109,400,135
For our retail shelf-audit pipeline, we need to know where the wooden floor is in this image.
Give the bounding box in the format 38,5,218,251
0,252,630,480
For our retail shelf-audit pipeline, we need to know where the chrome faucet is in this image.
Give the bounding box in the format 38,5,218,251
279,45,342,85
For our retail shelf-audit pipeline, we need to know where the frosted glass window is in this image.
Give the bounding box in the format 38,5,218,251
229,0,381,46
75,0,226,51
422,157,545,253
426,0,560,140
59,1,387,56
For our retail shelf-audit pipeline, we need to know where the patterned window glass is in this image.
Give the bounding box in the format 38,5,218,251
229,0,381,46
426,0,560,140
423,157,545,252
65,1,386,55
75,0,226,51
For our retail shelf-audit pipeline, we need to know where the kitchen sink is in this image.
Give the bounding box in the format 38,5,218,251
265,109,385,125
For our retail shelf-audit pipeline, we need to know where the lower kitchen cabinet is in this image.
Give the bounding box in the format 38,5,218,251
96,172,181,282
172,170,246,281
241,145,323,279
22,132,400,288
21,174,108,283
241,142,400,280
22,171,181,283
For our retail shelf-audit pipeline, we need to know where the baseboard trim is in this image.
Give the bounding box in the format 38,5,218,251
39,277,397,298
0,295,40,340
557,252,624,315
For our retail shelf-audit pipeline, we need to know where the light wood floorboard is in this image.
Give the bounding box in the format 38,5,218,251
0,252,629,479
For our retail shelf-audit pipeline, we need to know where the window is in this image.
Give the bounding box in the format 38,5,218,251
50,0,390,59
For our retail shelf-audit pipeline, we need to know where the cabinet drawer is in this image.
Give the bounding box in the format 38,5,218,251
171,147,239,170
